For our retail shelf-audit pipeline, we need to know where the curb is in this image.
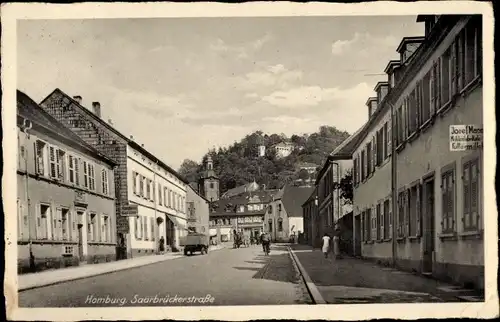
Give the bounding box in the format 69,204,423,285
287,246,326,304
18,254,184,292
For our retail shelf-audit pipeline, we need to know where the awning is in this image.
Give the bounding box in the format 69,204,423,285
167,214,187,230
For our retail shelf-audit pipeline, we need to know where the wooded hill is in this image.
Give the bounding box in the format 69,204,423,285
178,125,350,194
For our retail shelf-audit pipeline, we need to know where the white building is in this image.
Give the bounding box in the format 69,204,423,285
271,142,295,159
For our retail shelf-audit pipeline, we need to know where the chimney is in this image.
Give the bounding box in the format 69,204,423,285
108,118,113,126
73,96,82,104
92,102,101,118
374,82,389,104
384,60,401,89
366,97,378,119
130,135,134,140
141,144,144,147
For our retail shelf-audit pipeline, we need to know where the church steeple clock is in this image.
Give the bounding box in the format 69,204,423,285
199,155,219,202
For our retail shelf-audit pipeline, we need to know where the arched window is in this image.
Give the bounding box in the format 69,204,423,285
210,182,214,189
278,217,283,232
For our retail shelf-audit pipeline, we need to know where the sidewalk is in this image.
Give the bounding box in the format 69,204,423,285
19,244,227,292
290,244,484,303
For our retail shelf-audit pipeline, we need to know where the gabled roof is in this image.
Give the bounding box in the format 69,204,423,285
280,184,314,218
221,181,259,198
40,88,188,184
211,189,277,214
17,90,116,166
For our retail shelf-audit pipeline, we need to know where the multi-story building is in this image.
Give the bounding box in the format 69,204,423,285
39,88,189,257
270,142,295,159
265,184,312,242
186,184,210,235
335,15,484,290
17,90,117,273
301,187,318,247
209,190,276,243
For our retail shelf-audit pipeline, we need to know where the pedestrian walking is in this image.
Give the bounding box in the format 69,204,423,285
159,236,165,254
322,233,331,258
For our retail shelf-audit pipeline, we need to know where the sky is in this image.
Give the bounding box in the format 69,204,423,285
17,16,424,169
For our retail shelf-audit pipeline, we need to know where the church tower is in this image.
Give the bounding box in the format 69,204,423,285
199,155,219,202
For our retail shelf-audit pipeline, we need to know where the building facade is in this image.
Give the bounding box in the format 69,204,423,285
209,190,276,243
17,90,117,273
186,184,210,235
339,15,483,290
302,187,318,247
265,184,312,242
271,142,295,159
39,88,189,257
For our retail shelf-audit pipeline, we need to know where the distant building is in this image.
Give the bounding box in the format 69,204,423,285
209,190,277,243
271,142,295,159
198,155,219,202
220,180,260,199
257,145,266,157
265,184,313,242
40,88,189,257
186,185,210,235
17,90,117,273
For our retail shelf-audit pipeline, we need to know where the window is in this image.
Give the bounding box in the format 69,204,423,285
210,182,214,189
383,122,391,160
278,218,283,231
52,207,62,240
268,205,273,214
397,191,406,238
49,145,57,178
268,219,273,232
146,179,151,200
353,156,358,186
164,187,168,207
68,156,77,185
102,215,110,242
101,169,109,195
463,158,480,231
37,204,50,239
376,203,382,240
441,48,451,105
143,216,148,240
61,208,70,241
376,129,384,166
150,217,155,241
56,149,65,180
364,209,371,241
238,205,245,213
158,183,163,205
361,150,366,181
441,168,455,233
408,89,418,134
35,140,47,175
88,213,97,242
383,199,391,239
464,19,482,85
421,73,431,123
429,61,440,116
135,216,140,239
409,185,421,237
366,142,372,177
140,175,145,197
87,163,95,191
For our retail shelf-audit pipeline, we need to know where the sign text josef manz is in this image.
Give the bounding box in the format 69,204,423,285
449,125,483,151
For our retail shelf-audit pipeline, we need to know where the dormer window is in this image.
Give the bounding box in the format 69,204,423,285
366,97,378,118
396,37,426,66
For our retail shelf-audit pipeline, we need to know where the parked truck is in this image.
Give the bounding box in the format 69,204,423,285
181,232,210,256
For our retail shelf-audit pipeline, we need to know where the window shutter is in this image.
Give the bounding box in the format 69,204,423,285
450,40,457,95
416,184,422,237
363,150,367,180
75,158,79,186
55,149,61,179
373,135,378,168
371,206,377,241
49,146,56,178
435,60,441,110
357,155,361,184
135,217,138,239
360,212,364,242
380,203,385,240
405,190,410,237
471,161,479,229
387,119,392,156
388,199,393,239
463,163,470,230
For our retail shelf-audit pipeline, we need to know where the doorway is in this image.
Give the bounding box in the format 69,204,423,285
422,177,435,274
354,215,362,256
77,211,84,261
